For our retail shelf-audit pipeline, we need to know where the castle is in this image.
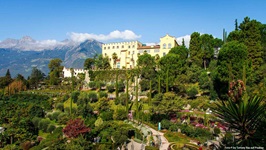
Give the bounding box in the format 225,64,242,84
102,34,179,69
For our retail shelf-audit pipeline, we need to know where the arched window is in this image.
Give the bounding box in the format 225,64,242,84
168,43,172,49
163,43,166,49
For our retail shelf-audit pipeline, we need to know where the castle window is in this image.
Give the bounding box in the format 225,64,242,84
117,46,119,49
163,43,166,49
122,45,124,48
163,52,166,56
104,47,106,50
132,45,135,48
128,51,130,55
113,46,115,49
108,46,110,49
168,43,172,49
128,46,131,48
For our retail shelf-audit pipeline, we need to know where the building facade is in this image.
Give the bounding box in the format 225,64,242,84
102,34,179,69
62,67,85,78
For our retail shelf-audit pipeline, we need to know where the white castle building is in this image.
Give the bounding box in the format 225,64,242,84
62,67,85,78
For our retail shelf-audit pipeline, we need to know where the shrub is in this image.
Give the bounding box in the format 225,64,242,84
29,105,45,118
88,91,98,102
56,103,64,111
89,81,97,89
161,119,171,129
107,84,115,93
214,127,221,135
187,86,198,98
113,109,127,120
63,118,90,138
100,111,113,121
117,81,125,92
32,117,41,128
47,124,56,133
99,91,108,98
71,91,80,103
57,113,69,124
52,111,61,121
163,92,176,100
38,119,51,132
169,124,179,132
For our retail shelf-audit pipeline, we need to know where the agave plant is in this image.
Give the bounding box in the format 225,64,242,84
214,80,266,146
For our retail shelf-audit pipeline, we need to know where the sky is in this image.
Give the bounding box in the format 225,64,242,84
0,0,265,45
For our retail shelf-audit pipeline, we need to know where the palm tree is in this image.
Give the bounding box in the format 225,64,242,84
112,52,118,68
214,80,266,146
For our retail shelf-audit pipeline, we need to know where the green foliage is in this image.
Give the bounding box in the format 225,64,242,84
32,117,41,128
214,96,266,146
189,32,201,66
88,81,97,89
95,117,104,127
38,118,51,132
113,108,127,120
71,91,80,103
169,46,188,60
186,86,198,98
88,91,98,102
29,105,45,118
117,81,125,92
107,84,115,93
161,119,171,129
56,103,64,111
84,58,95,70
214,41,248,99
100,111,114,121
48,58,63,85
94,54,111,69
29,67,45,89
47,124,56,133
99,91,108,98
199,71,210,91
57,113,69,124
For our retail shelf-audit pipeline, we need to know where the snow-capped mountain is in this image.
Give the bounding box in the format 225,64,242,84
0,36,79,51
0,36,102,77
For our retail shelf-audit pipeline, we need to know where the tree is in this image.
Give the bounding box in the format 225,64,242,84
84,58,95,70
200,34,214,69
112,52,118,68
214,41,248,99
62,118,91,138
189,32,201,66
29,67,45,89
239,17,263,70
94,54,111,69
169,46,188,60
48,58,63,85
0,69,13,89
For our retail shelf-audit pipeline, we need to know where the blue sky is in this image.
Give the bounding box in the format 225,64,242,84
0,0,265,44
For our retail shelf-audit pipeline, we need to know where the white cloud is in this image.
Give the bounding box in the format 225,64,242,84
145,43,159,46
176,35,191,48
69,30,141,42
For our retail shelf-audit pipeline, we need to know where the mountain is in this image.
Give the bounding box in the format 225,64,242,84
0,36,102,78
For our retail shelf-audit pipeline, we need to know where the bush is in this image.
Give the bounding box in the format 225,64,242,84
88,91,98,102
32,117,41,128
52,111,61,121
38,119,51,132
89,81,97,89
161,119,171,129
56,103,64,111
107,84,115,93
100,111,113,121
117,81,125,92
187,86,198,98
163,92,176,100
169,124,179,132
214,127,221,135
99,91,108,98
71,91,80,103
113,109,127,120
47,124,56,133
57,113,69,124
29,105,45,118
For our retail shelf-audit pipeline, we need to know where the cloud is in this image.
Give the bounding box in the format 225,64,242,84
176,35,191,48
145,43,159,46
69,30,141,42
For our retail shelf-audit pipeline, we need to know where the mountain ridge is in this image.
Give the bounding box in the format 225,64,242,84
0,37,102,78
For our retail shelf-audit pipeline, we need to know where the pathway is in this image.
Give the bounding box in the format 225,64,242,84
129,120,170,150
